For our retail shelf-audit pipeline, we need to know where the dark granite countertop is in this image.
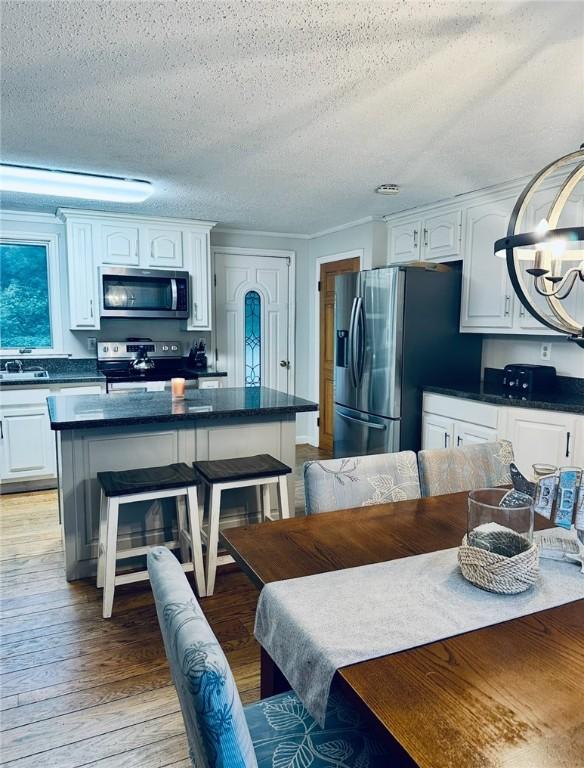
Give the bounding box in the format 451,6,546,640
47,386,318,430
424,382,584,415
0,365,226,387
0,372,106,387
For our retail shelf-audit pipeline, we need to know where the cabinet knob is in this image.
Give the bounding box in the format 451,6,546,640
280,360,290,369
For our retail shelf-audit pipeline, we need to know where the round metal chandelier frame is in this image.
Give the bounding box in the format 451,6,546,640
494,147,584,347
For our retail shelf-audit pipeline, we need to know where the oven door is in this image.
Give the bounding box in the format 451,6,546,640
100,267,189,319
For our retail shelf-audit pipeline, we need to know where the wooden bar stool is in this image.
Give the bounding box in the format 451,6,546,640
96,462,206,618
193,454,292,595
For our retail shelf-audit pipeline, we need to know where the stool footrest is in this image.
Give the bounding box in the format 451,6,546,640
114,561,194,586
115,540,178,560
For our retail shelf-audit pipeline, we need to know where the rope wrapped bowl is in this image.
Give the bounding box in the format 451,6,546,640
458,525,539,594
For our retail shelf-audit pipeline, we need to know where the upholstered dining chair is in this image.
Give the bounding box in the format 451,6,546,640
303,451,421,515
147,546,390,767
418,440,514,497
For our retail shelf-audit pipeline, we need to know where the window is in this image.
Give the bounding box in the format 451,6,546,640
0,235,60,353
244,290,261,387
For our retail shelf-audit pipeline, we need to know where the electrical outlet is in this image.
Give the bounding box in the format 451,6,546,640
540,342,552,361
87,337,97,354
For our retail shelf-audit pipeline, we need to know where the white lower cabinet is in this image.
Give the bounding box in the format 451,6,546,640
453,421,497,447
422,392,583,479
0,389,55,482
421,412,454,449
501,407,581,476
0,383,105,485
422,393,501,452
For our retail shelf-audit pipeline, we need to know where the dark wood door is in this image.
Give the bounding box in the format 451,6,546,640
319,257,360,452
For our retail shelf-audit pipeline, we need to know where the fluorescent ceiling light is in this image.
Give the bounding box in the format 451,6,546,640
0,164,153,202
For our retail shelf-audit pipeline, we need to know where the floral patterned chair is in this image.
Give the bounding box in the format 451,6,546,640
303,451,421,515
418,440,514,497
147,546,390,768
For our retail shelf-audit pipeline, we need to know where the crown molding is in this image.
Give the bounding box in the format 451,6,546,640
213,226,309,240
308,215,385,239
0,209,59,224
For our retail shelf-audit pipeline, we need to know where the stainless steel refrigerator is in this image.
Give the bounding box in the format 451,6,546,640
334,264,482,458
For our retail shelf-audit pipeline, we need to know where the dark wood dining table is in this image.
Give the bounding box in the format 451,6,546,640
221,491,584,768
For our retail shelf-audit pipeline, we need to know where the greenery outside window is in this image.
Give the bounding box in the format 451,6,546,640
0,234,62,355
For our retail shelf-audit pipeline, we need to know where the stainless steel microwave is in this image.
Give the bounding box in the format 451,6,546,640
99,267,190,319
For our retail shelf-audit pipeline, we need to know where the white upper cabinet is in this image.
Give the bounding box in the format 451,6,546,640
184,229,211,329
64,218,100,330
384,172,583,336
515,185,584,333
422,209,462,261
460,197,517,331
388,208,462,264
59,210,215,330
388,218,422,263
101,224,140,266
144,226,184,268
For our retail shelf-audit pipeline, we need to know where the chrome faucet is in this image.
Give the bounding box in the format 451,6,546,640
4,360,23,373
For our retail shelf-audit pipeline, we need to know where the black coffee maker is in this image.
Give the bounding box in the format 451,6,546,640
188,339,208,370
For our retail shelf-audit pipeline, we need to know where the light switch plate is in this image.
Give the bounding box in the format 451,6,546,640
87,337,97,353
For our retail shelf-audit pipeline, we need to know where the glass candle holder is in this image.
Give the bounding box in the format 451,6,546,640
467,488,534,556
171,377,186,399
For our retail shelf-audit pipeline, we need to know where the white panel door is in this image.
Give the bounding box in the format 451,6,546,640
503,407,577,476
144,226,183,268
388,219,422,263
0,407,56,481
214,252,290,392
460,198,516,330
101,224,140,265
421,413,454,450
422,209,462,261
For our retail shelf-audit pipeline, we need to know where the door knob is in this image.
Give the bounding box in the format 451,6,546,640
280,360,289,368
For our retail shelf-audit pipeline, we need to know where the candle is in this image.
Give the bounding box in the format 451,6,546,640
171,377,185,399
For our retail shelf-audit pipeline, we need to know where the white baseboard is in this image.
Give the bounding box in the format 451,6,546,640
295,435,311,445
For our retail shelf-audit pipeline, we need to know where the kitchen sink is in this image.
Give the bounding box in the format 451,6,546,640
0,369,50,381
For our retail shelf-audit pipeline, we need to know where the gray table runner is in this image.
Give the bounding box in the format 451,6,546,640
254,529,584,726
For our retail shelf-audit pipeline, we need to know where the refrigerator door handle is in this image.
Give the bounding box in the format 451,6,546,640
351,297,363,388
348,297,359,388
336,409,387,430
356,298,366,384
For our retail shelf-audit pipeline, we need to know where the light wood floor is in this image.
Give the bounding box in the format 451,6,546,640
0,444,327,767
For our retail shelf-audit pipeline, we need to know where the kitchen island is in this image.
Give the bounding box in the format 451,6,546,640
48,387,317,580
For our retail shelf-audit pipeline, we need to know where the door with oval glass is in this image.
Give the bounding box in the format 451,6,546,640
213,250,291,392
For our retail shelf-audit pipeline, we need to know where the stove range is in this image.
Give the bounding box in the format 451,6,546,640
97,340,199,393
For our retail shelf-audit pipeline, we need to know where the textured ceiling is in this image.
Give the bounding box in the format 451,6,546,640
1,1,583,233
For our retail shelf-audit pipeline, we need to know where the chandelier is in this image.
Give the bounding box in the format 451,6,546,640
494,147,584,347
